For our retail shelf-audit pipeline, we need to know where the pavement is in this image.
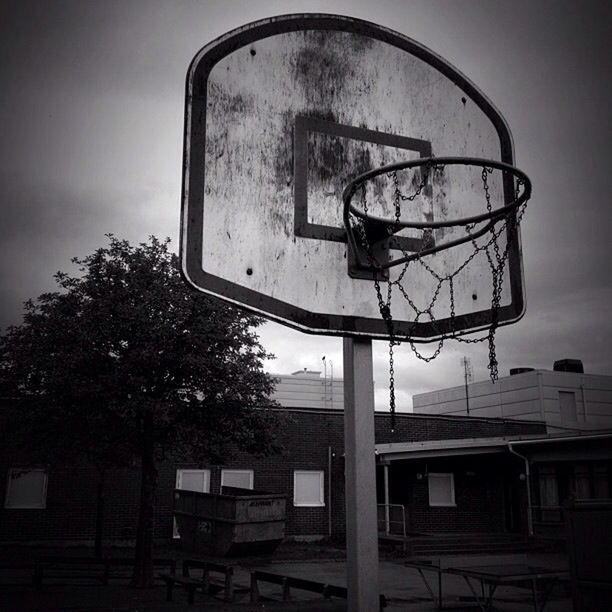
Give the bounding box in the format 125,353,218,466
259,553,571,612
0,548,573,611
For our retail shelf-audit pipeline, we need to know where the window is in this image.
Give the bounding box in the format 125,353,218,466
593,465,610,499
294,470,324,507
570,462,610,500
175,469,210,493
428,473,455,507
221,469,254,490
4,468,48,509
536,465,561,522
571,463,591,500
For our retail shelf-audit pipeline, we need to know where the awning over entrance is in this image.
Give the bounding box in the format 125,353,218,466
375,431,612,462
376,435,520,461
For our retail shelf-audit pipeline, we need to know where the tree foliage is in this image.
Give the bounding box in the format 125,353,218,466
0,235,281,582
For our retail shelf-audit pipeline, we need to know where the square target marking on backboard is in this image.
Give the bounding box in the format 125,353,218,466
293,115,432,254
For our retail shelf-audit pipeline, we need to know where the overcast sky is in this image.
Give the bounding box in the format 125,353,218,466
1,0,611,411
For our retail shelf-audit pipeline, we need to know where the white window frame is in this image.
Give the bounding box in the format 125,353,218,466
293,470,325,507
428,472,456,507
221,469,254,490
175,468,210,493
4,468,48,509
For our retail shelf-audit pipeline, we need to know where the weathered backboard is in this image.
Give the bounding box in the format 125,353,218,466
181,14,525,340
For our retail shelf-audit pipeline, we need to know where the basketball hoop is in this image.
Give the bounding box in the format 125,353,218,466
181,16,535,609
343,157,531,273
342,156,532,428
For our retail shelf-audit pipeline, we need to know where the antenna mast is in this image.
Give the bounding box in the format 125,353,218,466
322,356,328,409
461,357,473,415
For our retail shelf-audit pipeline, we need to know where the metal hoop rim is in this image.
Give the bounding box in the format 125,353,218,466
343,156,532,230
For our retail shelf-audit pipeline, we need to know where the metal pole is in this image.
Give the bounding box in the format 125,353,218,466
464,369,470,415
343,337,380,612
328,445,333,538
330,360,334,408
384,463,390,534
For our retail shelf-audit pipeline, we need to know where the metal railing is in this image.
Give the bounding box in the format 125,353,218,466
530,505,564,524
377,504,407,536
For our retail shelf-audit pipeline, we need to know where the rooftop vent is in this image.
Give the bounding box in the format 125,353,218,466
509,367,535,376
553,359,584,373
291,369,322,378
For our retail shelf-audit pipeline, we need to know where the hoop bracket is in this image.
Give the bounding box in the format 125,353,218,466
347,218,390,280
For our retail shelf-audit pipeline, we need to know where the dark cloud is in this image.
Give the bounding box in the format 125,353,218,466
0,170,178,331
0,1,187,99
1,0,611,408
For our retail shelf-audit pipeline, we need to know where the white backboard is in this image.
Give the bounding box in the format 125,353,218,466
181,14,525,340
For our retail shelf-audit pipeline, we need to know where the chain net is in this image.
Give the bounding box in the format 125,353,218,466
347,160,529,430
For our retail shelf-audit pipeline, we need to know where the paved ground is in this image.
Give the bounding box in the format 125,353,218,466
0,545,573,611
260,554,571,612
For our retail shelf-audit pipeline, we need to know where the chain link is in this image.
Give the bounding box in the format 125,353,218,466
349,162,529,430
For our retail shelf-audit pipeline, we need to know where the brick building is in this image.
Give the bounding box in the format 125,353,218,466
1,401,548,545
409,361,612,537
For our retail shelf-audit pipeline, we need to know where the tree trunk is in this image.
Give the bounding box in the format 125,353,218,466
131,410,157,587
94,469,106,558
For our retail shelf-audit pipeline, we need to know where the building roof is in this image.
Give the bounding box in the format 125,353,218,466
375,430,612,461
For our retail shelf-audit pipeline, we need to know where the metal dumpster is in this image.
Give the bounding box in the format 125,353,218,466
174,486,286,556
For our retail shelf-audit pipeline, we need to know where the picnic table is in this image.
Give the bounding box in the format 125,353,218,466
405,560,568,612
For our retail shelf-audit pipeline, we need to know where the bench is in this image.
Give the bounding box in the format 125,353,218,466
159,559,240,604
250,570,387,610
159,574,211,604
33,556,176,588
108,557,176,581
33,557,111,588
